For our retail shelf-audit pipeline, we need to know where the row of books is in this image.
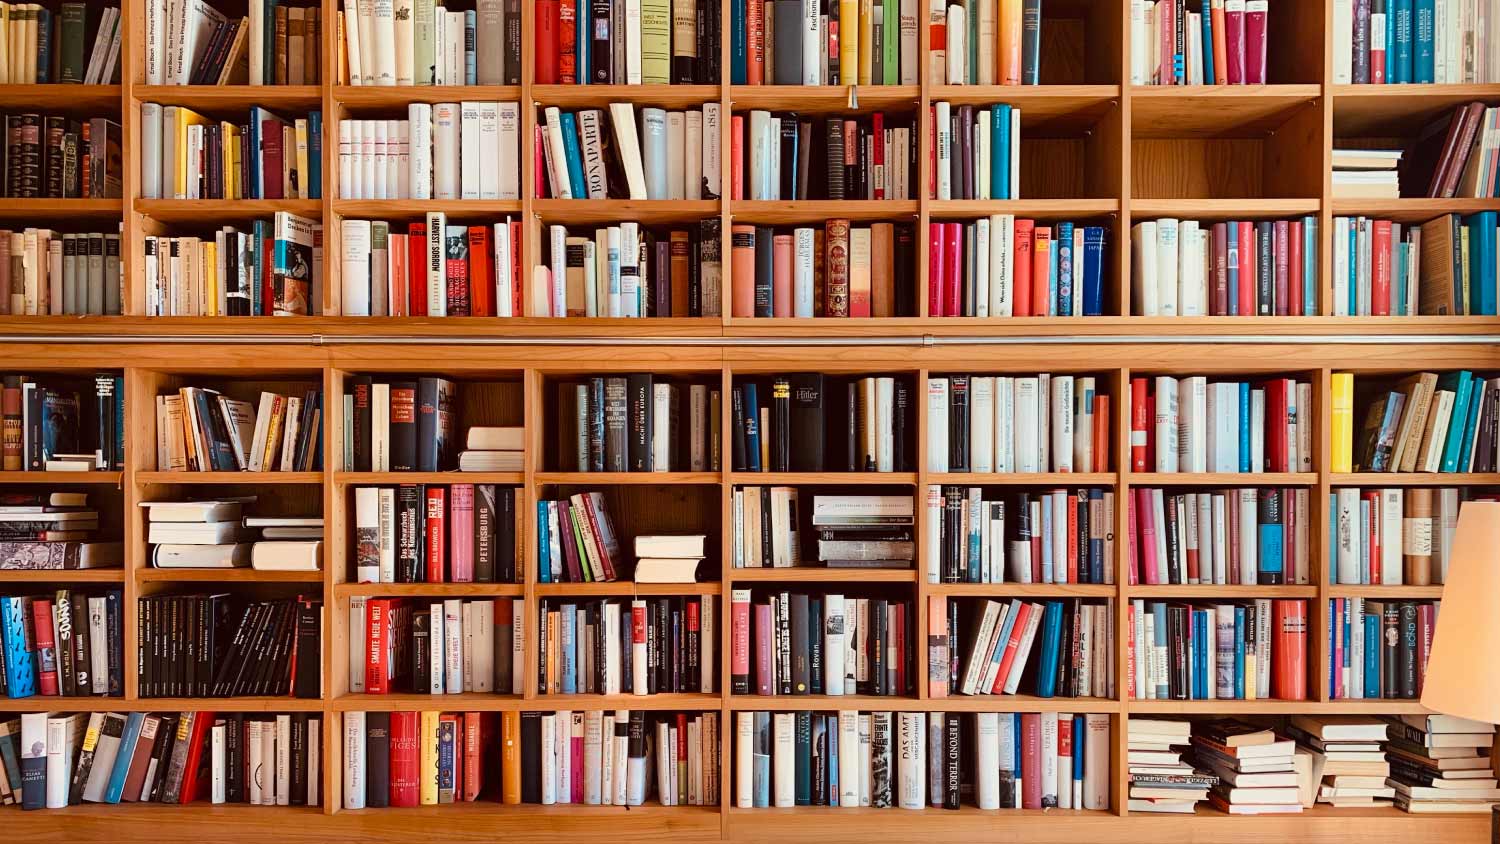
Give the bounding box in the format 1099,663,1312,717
341,217,522,318
736,111,915,201
734,711,1111,810
1333,0,1494,84
337,104,522,200
733,375,913,472
537,596,716,695
539,220,721,318
2,710,319,809
136,594,321,700
732,0,919,85
1,589,122,698
3,114,121,199
1335,213,1498,317
1328,598,1435,700
144,214,322,318
342,376,455,472
729,221,917,317
539,104,720,201
1129,487,1312,587
1131,218,1319,317
144,499,321,573
1405,103,1500,199
0,229,121,317
139,105,322,200
343,1,522,86
0,3,119,84
937,598,1114,699
933,1,1043,85
147,1,318,86
536,0,719,85
1127,599,1308,701
349,597,522,695
341,709,719,808
1330,487,1461,585
931,488,1115,585
1130,375,1311,473
733,491,914,569
2,374,123,471
353,485,520,584
536,492,625,583
1129,0,1271,85
928,374,1110,473
154,386,322,473
929,219,1108,317
729,590,913,696
554,376,721,473
1337,370,1499,473
933,103,1020,200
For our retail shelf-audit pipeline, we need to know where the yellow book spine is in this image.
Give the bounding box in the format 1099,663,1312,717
337,12,348,85
1331,372,1355,473
175,109,207,198
1460,225,1471,315
0,4,10,86
839,0,859,83
1244,649,1257,701
999,0,1023,84
221,122,236,200
420,710,439,805
204,241,218,316
296,119,310,199
858,0,874,85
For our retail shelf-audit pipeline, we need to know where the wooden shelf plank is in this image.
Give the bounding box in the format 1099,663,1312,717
132,85,323,110
1128,472,1319,486
332,693,526,711
1129,85,1321,138
728,694,1118,712
0,199,123,221
729,568,917,582
136,568,323,583
334,582,525,597
0,569,124,582
331,199,523,219
535,581,722,596
137,471,323,484
1329,585,1447,598
334,472,526,484
0,470,122,484
1330,197,1500,222
1329,472,1500,486
927,472,1117,485
535,471,722,485
333,85,523,108
135,199,322,223
928,198,1121,218
1129,198,1320,218
1127,584,1318,598
531,84,721,109
132,697,326,712
729,472,917,485
1127,699,1435,714
532,198,721,224
729,200,919,224
528,693,722,710
0,696,127,712
0,84,121,111
927,85,1121,133
932,583,1116,597
728,85,920,114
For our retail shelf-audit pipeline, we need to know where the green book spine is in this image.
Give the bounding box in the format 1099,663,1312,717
58,4,87,83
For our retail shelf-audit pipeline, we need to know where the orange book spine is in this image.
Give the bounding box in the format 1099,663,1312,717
1272,599,1307,700
500,712,521,803
747,0,765,84
1211,2,1229,85
669,230,691,317
468,226,494,317
730,225,757,317
1013,218,1034,316
1093,394,1110,472
999,0,1023,84
1031,226,1051,317
462,712,482,801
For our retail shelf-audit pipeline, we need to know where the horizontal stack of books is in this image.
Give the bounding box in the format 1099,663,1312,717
540,220,721,318
140,105,322,200
730,221,917,318
0,3,121,83
343,376,454,472
1130,375,1312,473
1130,0,1270,84
932,102,1020,200
155,386,322,473
1328,598,1437,699
1333,213,1498,317
0,229,123,317
1126,718,1215,813
1193,719,1301,814
1,588,122,698
735,111,913,200
144,498,320,573
537,595,715,694
353,484,520,584
136,593,321,699
342,2,522,85
927,373,1109,472
539,104,720,201
338,103,521,200
803,494,914,570
536,0,719,84
1334,1,1491,83
934,597,1113,699
1386,714,1500,813
1131,217,1319,317
145,213,322,317
2,373,124,472
731,589,912,696
458,426,523,472
555,375,719,472
1330,487,1462,585
633,534,707,583
735,0,919,85
1284,715,1393,808
1332,148,1401,199
349,597,522,695
1128,599,1308,701
1338,370,1498,474
0,491,121,571
2,114,121,199
2,710,319,809
535,491,623,583
929,218,1108,317
1130,487,1311,586
931,487,1115,584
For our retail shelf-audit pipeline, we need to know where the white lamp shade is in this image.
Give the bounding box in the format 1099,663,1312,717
1421,501,1500,724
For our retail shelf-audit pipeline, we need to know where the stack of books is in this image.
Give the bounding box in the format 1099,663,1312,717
2,373,124,472
810,495,913,569
1192,719,1302,814
342,376,454,472
349,596,522,695
458,426,523,472
734,111,913,200
536,491,623,583
144,0,319,85
1131,217,1319,317
337,104,521,200
1334,1,1495,83
1130,0,1270,84
730,221,917,318
733,375,911,472
930,487,1115,584
1328,598,1438,699
1333,213,1499,317
353,484,520,583
1331,148,1402,199
2,114,121,199
1130,487,1311,586
540,220,721,318
0,490,122,571
143,498,256,569
1330,487,1462,585
1386,714,1500,813
932,103,1020,200
0,229,124,317
0,3,121,83
1337,370,1498,474
342,2,523,85
155,386,323,473
730,590,912,696
734,0,918,85
1129,375,1312,473
539,104,720,201
341,215,521,318
536,0,719,84
1284,715,1393,808
633,534,707,583
139,105,322,200
537,595,715,694
145,213,322,317
927,373,1110,472
933,597,1113,699
0,588,123,697
246,514,322,573
1128,599,1308,701
1126,718,1214,813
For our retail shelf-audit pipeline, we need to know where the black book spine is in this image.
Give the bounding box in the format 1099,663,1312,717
794,711,812,806
498,487,516,583
289,713,308,806
1381,601,1399,698
145,714,178,802
870,599,887,695
1171,605,1189,699
292,600,322,698
365,712,391,807
588,377,606,471
845,382,857,471
790,592,810,694
1256,220,1274,315
807,597,822,695
397,484,423,582
1164,498,1181,584
505,0,523,83
350,375,373,471
753,225,774,317
948,375,969,471
626,373,654,471
389,381,418,471
225,714,243,803
519,711,542,803
779,116,799,198
943,712,961,809
412,608,430,690
941,486,962,582
892,377,909,470
1398,601,1418,698
1257,488,1284,585
789,374,824,472
826,118,845,200
771,377,791,472
105,590,122,695
590,0,613,82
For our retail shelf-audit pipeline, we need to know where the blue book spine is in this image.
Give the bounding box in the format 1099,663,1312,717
1328,599,1336,696
1393,244,1408,316
1233,606,1246,699
1302,216,1318,314
104,713,145,803
1226,222,1239,315
308,112,323,199
1259,518,1284,583
560,603,577,693
1194,611,1208,699
1035,602,1061,698
1363,615,1381,697
1440,372,1474,471
1047,239,1059,315
731,0,747,83
34,10,49,83
250,220,266,314
1385,4,1396,81
994,106,1010,199
1201,5,1215,82
1237,382,1251,472
464,11,478,84
1393,0,1413,81
1082,227,1105,316
1457,376,1485,470
1468,212,1497,315
1348,220,1358,315
438,719,456,791
988,601,1020,682
536,501,551,582
0,598,35,697
743,383,761,471
559,112,587,200
1151,602,1169,699
1056,223,1074,316
577,0,590,84
827,715,838,800
1414,0,1435,81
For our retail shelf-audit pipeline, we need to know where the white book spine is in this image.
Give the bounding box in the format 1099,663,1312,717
701,102,721,199
896,712,925,810
838,711,860,806
426,211,447,316
341,712,365,809
926,378,949,471
459,101,483,199
444,598,462,693
429,601,446,692
478,102,501,199
794,227,815,318
772,713,794,807
409,103,433,199
432,103,460,199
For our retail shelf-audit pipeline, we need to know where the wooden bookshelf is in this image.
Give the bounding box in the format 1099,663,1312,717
0,0,1495,841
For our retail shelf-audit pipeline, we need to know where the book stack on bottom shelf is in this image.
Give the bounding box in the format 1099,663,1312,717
1193,720,1302,815
1285,715,1394,809
1127,718,1214,814
1387,715,1500,814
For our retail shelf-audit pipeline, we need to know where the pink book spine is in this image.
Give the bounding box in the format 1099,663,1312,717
1158,0,1174,84
1227,492,1240,584
1137,488,1159,585
449,483,475,582
754,603,773,694
1274,220,1290,316
1126,492,1139,585
1244,0,1268,83
928,223,946,316
1333,598,1345,697
571,730,584,802
943,222,962,317
534,125,547,197
1225,2,1246,84
731,115,744,200
772,234,793,318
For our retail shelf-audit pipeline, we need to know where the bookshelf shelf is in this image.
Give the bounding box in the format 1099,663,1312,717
0,84,121,110
728,472,918,485
1332,83,1500,134
333,85,524,107
727,694,922,710
728,200,919,224
917,696,1123,714
926,472,1117,486
134,199,323,223
927,198,1122,218
0,696,125,713
0,199,123,221
728,568,916,583
1129,85,1322,138
528,693,723,710
1127,585,1318,598
333,472,526,485
927,84,1121,125
531,84,721,109
329,199,524,218
1328,585,1448,599
1328,197,1500,222
932,583,1117,598
0,569,124,582
1127,198,1321,217
535,472,720,485
534,581,722,596
131,84,324,109
532,198,720,224
135,568,324,583
1127,473,1319,486
331,693,526,712
133,697,327,712
727,84,920,113
0,470,122,484
1328,473,1500,486
1127,699,1433,715
333,582,525,597
136,471,324,484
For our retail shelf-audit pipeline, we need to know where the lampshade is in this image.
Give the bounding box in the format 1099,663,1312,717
1421,500,1500,725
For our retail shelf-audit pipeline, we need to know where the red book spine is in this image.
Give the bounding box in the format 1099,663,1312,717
1143,392,1156,470
407,224,426,317
991,602,1033,691
1212,222,1229,315
1225,2,1246,83
30,599,57,695
1244,0,1268,83
928,223,945,316
262,233,274,315
1227,493,1241,584
1032,226,1051,316
730,115,744,199
260,119,285,199
871,112,885,200
509,219,524,316
1125,603,1137,692
1265,380,1288,472
1130,376,1148,471
943,222,962,317
1066,493,1079,583
1272,599,1307,700
463,712,482,801
1020,713,1042,808
365,598,389,693
1371,10,1386,83
731,597,750,685
578,494,617,581
389,711,419,806
1288,220,1304,316
1273,220,1290,315
468,226,493,317
425,486,447,583
557,0,576,83
1371,219,1392,315
746,0,764,85
1013,219,1034,316
174,712,217,804
1236,221,1254,316
535,0,560,84
1365,491,1381,583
